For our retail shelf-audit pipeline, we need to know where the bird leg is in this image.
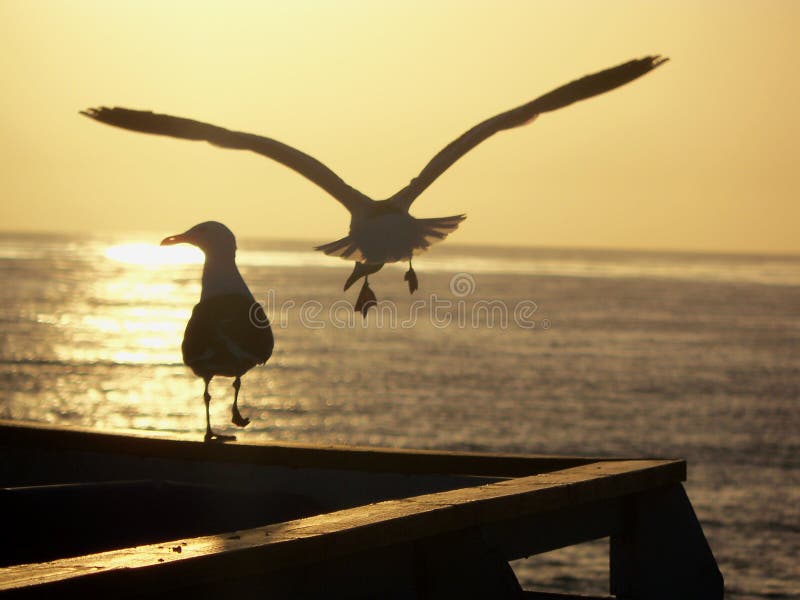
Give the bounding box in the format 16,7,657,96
354,276,377,317
203,377,236,443
404,260,418,294
344,262,383,291
231,376,251,428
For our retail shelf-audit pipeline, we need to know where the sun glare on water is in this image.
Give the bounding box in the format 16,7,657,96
104,243,204,266
70,243,202,366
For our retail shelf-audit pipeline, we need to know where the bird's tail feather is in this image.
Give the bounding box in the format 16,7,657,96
314,236,365,261
315,214,466,263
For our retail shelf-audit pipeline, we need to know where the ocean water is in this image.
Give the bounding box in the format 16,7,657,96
0,231,798,598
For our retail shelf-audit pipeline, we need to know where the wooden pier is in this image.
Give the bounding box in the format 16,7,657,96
0,421,723,598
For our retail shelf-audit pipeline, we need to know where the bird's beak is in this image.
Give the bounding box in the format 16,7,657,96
160,233,188,246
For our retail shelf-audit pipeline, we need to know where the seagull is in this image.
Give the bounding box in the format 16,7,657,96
161,221,274,442
83,55,667,313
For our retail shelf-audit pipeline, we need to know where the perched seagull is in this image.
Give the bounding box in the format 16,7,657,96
82,55,667,314
162,221,274,442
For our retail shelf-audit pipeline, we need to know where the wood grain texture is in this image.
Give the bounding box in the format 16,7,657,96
0,459,685,595
0,420,649,477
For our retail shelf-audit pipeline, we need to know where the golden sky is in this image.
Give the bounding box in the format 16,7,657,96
1,1,798,253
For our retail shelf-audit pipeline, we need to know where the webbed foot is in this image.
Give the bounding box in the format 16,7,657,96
204,431,237,443
231,404,251,428
404,266,418,294
354,279,377,317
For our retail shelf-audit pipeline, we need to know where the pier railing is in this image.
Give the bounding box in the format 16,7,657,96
0,421,723,599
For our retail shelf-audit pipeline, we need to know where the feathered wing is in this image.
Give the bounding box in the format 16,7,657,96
408,214,467,255
390,55,668,210
80,107,372,215
182,295,273,378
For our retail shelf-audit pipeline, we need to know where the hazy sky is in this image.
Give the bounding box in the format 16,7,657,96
1,1,798,253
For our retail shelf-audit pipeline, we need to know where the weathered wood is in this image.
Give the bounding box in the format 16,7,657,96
413,529,523,598
0,443,496,516
161,542,422,600
0,419,633,477
0,459,685,596
522,593,612,599
610,484,724,600
0,480,323,567
483,497,622,561
0,423,722,599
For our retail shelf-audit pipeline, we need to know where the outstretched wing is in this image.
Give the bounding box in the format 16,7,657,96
389,55,668,210
81,107,372,214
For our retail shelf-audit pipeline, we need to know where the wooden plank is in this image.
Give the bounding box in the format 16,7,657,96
522,593,612,599
610,484,723,599
0,443,497,512
0,420,637,477
0,459,685,596
411,528,523,598
483,497,621,561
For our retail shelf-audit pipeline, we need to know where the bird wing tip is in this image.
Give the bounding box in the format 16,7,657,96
650,55,670,68
80,107,109,119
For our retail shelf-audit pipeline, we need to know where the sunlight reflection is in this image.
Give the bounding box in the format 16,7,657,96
110,350,181,365
56,249,200,367
81,315,185,335
136,336,173,350
82,316,121,333
105,243,204,266
94,281,186,302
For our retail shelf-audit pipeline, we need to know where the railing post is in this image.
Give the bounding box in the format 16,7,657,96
610,484,723,599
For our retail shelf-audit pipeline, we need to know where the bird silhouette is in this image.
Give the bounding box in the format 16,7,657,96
161,221,274,442
83,56,667,313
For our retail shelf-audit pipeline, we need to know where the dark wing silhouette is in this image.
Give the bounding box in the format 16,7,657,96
390,55,668,209
182,294,274,378
80,107,372,214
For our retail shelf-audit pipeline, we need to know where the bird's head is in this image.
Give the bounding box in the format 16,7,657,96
161,221,237,257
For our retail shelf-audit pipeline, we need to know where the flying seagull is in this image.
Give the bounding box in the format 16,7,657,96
83,55,667,313
162,221,274,442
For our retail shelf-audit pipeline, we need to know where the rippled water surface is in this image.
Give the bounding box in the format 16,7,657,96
1,232,798,598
